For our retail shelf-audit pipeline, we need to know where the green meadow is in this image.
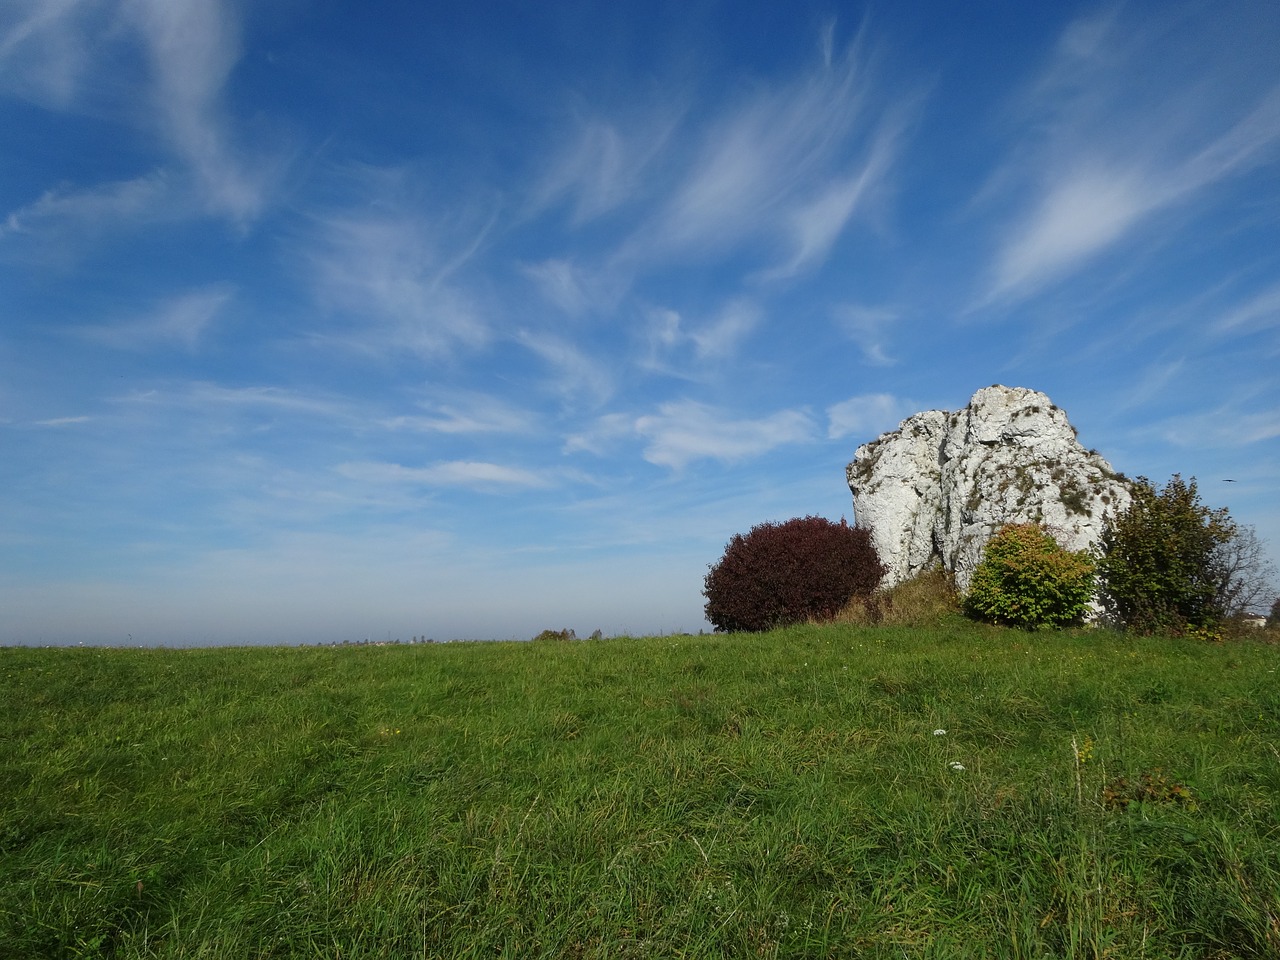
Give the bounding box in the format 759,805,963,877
2,623,1278,958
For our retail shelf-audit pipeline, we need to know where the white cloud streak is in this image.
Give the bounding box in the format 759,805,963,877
991,168,1150,299
379,394,533,435
521,258,626,318
634,401,814,469
629,32,897,275
564,402,816,468
515,329,615,406
529,109,682,224
1118,359,1186,410
116,383,357,423
826,393,911,440
562,413,633,457
83,285,234,351
0,172,177,241
833,304,898,366
335,460,555,490
111,381,532,446
641,300,761,377
689,300,761,360
0,0,104,108
766,117,902,280
0,0,273,227
123,0,265,221
1157,406,1280,448
308,212,490,358
34,415,93,427
982,11,1280,303
1213,281,1280,337
530,24,904,282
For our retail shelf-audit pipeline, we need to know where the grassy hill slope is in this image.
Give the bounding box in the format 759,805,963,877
2,623,1278,958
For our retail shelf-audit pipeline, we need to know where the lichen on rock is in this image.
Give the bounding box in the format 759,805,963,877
846,385,1131,594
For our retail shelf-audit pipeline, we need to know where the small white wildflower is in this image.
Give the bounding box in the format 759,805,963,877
933,729,947,736
949,761,965,771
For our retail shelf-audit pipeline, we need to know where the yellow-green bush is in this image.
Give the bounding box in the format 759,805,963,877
965,523,1095,629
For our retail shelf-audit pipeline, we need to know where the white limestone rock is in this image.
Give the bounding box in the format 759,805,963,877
846,385,1131,594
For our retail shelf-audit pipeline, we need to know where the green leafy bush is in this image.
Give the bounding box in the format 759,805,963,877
531,628,577,642
703,516,884,632
964,523,1096,629
1095,475,1237,634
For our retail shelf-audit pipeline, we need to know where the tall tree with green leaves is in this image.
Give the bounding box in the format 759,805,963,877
1095,475,1237,633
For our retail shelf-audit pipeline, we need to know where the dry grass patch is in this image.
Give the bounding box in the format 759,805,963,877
831,566,960,627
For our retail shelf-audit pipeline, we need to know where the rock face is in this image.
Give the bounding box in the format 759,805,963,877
846,385,1131,594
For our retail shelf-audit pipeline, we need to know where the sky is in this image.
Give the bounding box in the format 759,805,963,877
2,1,1278,645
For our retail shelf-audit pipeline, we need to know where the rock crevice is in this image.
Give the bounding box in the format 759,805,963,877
846,385,1131,593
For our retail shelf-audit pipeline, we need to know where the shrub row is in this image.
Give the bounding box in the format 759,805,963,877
704,475,1274,636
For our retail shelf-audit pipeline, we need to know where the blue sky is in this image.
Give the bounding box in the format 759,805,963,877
2,1,1278,644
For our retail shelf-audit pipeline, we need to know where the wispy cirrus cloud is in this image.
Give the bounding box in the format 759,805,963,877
0,0,110,108
112,381,530,445
686,300,761,360
306,208,491,359
826,393,912,440
980,9,1280,304
528,106,683,224
527,22,906,284
635,401,814,470
565,401,815,469
833,304,898,366
1155,405,1280,449
1117,359,1187,411
378,393,533,435
515,329,615,407
562,413,633,457
33,415,93,428
123,0,269,222
641,299,761,377
763,114,904,281
520,258,627,318
115,382,358,426
335,460,555,491
82,285,234,352
989,167,1150,300
625,24,901,276
0,0,275,228
1212,281,1280,337
0,172,177,245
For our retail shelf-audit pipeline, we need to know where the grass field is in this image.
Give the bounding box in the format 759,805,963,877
3,621,1279,958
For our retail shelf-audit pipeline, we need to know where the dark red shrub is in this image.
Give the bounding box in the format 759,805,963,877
703,516,884,632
